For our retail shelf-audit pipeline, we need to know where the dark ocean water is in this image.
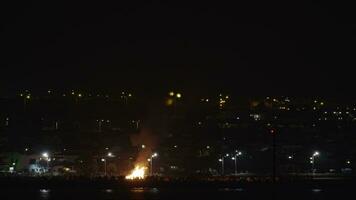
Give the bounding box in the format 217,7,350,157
0,186,352,200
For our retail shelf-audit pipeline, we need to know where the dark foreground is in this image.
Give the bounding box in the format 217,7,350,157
0,177,354,200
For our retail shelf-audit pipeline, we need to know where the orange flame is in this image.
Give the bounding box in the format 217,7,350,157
125,165,146,180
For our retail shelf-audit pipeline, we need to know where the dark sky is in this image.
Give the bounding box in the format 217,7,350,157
1,1,355,96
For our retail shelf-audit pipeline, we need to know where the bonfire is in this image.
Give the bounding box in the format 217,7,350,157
125,165,146,180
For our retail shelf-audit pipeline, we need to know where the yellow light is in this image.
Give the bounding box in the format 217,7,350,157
169,91,175,96
166,98,174,106
26,95,31,99
78,94,82,97
125,165,146,180
176,93,182,98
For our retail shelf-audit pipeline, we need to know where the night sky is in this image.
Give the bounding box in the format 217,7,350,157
1,1,355,96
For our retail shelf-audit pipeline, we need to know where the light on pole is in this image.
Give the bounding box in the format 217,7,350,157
42,152,50,172
101,158,107,176
310,151,320,174
232,151,242,175
149,153,158,176
218,158,224,175
219,154,230,175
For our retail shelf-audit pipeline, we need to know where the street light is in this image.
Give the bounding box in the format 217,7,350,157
310,151,320,174
41,152,50,172
149,153,158,176
232,151,242,175
42,152,49,158
107,152,114,157
219,154,230,175
101,158,107,176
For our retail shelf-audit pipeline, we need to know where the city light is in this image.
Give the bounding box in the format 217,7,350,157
169,91,175,96
42,152,49,158
176,93,182,98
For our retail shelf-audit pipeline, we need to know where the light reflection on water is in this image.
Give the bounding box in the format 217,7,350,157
105,189,113,193
312,188,323,193
39,189,50,199
18,187,334,200
218,188,244,192
149,188,159,193
131,187,146,193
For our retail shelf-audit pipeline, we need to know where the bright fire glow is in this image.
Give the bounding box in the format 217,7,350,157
125,166,146,180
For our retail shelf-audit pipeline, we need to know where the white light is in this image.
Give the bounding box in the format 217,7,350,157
313,151,320,156
218,159,222,162
101,158,106,162
225,154,229,157
231,157,235,160
141,144,146,149
42,152,49,158
347,161,351,164
288,156,292,159
107,152,113,157
152,153,158,158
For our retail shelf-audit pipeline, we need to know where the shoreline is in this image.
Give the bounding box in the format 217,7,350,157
0,175,354,189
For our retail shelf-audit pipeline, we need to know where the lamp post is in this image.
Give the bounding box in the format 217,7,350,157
310,151,319,175
149,153,158,176
42,152,50,173
219,154,230,175
101,158,107,176
232,151,242,175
